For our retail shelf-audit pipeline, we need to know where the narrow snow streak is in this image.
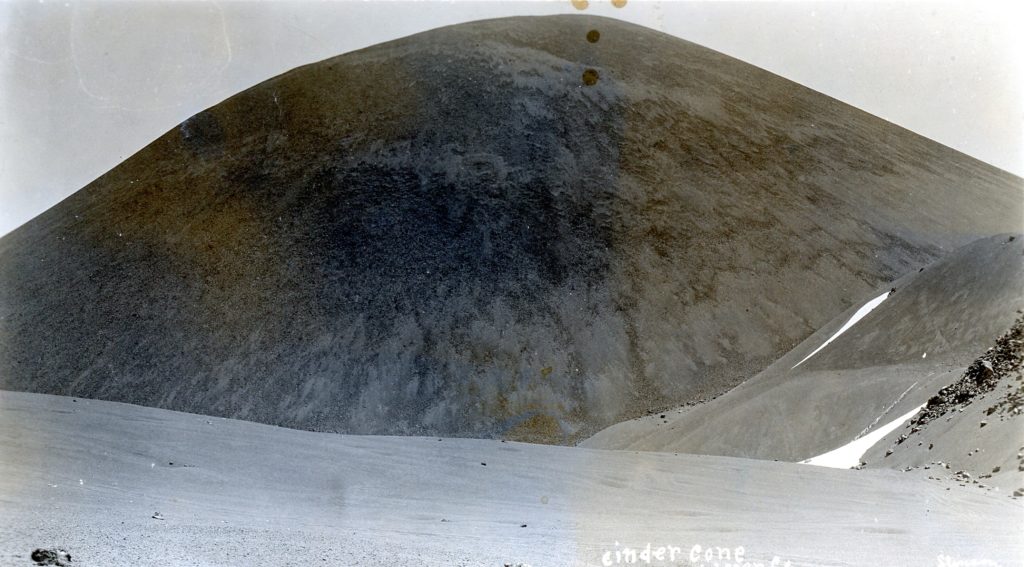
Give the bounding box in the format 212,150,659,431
799,403,925,469
792,291,890,369
856,381,918,438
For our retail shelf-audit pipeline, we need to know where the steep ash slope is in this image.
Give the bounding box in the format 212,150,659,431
1,16,1021,442
863,315,1024,494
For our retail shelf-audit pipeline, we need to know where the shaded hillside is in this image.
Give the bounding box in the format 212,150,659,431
1,16,1021,443
583,234,1024,456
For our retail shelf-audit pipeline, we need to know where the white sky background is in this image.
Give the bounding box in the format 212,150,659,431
1,1,1021,237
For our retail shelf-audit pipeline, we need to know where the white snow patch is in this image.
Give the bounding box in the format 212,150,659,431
792,291,890,369
799,403,925,469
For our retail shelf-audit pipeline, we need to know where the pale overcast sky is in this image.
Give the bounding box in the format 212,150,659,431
1,1,1021,237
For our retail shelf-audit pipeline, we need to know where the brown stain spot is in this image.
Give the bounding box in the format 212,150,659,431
505,414,563,444
494,392,511,416
611,0,627,7
586,29,601,43
540,366,553,378
571,0,589,9
582,68,600,86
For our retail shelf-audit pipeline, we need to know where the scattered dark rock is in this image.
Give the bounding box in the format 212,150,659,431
481,462,487,466
520,524,528,528
30,549,71,566
896,317,1023,446
152,512,165,520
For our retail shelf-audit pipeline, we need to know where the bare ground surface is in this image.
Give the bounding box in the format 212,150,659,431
1,390,1022,567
